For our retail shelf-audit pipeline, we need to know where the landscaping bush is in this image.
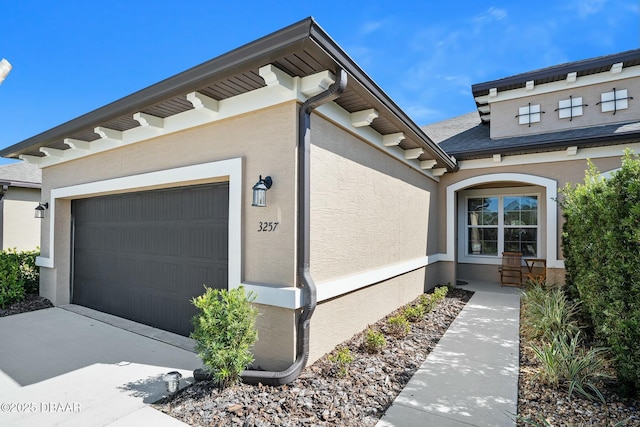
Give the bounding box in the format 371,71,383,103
327,347,354,378
0,249,40,308
402,304,424,322
530,331,610,403
419,285,449,313
363,327,386,354
386,314,410,338
190,286,258,389
521,286,581,342
560,150,640,396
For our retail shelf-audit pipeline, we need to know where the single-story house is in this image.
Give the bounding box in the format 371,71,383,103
1,17,638,384
0,161,41,251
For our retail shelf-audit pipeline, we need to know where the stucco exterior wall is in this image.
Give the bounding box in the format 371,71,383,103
2,187,41,251
309,114,437,281
306,114,437,361
438,152,628,284
309,267,425,364
490,76,640,139
39,102,300,369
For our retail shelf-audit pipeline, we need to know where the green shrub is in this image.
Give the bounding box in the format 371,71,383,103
433,286,449,301
560,150,640,396
419,286,448,314
17,250,39,294
0,249,40,308
402,304,424,322
190,286,258,389
521,287,581,342
328,347,354,378
419,294,437,313
387,314,410,338
363,328,386,354
530,331,610,403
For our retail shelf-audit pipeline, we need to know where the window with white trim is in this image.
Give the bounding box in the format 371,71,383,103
466,194,539,257
598,88,632,114
557,96,586,120
516,103,543,126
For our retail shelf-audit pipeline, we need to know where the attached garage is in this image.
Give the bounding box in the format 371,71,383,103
71,182,229,336
0,18,458,378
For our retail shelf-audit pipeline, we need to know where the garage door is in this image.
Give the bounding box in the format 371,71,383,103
72,183,229,336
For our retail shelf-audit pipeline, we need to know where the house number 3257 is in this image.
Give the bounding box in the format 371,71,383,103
258,222,279,232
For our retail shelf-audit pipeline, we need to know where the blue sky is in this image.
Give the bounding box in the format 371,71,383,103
0,0,638,164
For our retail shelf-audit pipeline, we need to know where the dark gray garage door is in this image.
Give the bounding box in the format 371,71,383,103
72,183,229,336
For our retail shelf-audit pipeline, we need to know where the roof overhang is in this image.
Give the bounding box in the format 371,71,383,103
472,49,640,124
446,121,640,161
0,17,457,175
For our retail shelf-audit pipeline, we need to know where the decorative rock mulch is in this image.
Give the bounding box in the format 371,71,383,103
3,289,637,425
518,338,640,426
0,294,53,317
155,288,473,427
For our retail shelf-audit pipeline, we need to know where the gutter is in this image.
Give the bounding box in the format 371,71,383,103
241,68,347,386
450,132,640,161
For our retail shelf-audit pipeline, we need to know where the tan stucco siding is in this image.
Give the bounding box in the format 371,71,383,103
37,102,303,370
304,114,438,363
308,267,425,364
438,155,626,255
2,187,41,251
40,102,299,304
438,154,627,285
309,114,436,282
252,303,297,371
490,76,640,139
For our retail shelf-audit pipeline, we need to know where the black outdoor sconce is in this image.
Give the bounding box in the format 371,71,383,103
34,202,49,219
252,175,273,207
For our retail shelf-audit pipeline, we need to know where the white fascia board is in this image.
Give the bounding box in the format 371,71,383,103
485,65,640,104
314,102,439,181
241,255,442,309
315,256,434,304
25,66,450,180
240,283,302,309
458,142,640,171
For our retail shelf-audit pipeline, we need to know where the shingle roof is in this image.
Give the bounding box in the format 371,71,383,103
0,161,42,188
422,113,640,160
472,49,640,124
472,49,640,96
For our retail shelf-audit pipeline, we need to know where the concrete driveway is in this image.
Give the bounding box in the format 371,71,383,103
0,306,201,426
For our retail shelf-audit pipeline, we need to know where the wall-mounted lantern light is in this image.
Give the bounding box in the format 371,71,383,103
34,202,49,219
252,175,273,207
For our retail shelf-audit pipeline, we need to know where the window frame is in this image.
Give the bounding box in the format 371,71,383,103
458,186,543,265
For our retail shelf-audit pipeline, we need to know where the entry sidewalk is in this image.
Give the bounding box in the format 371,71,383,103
377,281,521,427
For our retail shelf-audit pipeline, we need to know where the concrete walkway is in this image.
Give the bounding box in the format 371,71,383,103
0,306,199,427
377,281,522,427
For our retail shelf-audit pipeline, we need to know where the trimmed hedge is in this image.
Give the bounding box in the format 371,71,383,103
560,150,640,396
0,249,40,308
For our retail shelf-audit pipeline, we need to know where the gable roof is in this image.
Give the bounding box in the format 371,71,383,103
0,161,42,188
423,113,640,161
0,17,457,172
473,49,640,124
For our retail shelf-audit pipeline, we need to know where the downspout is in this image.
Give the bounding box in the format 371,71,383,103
241,68,347,385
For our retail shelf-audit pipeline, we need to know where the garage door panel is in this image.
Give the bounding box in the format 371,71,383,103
72,183,229,336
